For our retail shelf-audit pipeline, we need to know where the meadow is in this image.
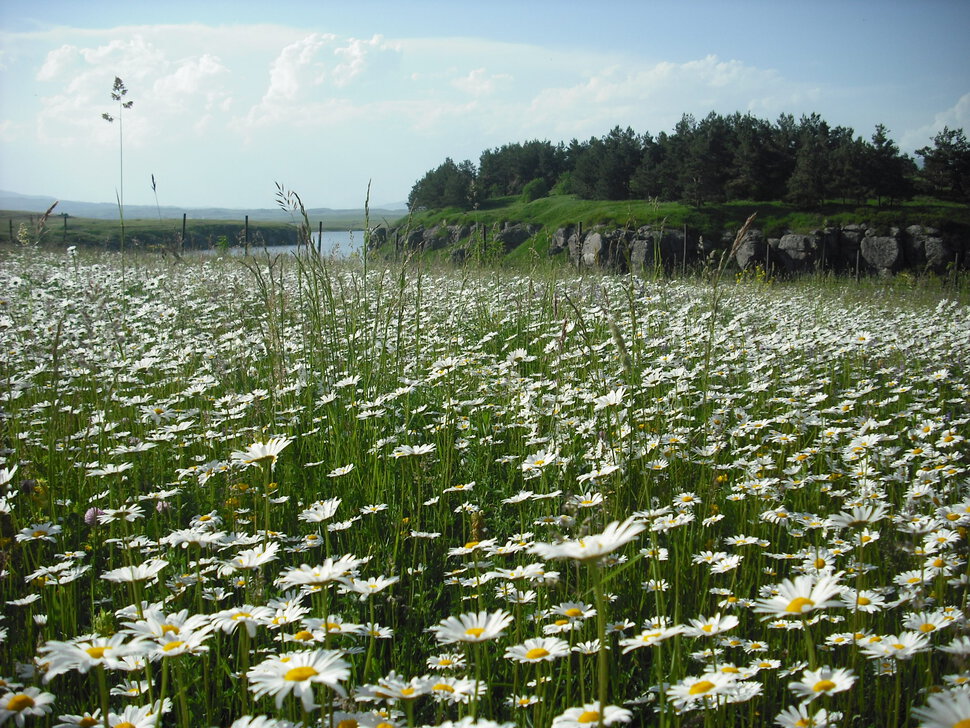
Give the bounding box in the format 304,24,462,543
0,242,968,728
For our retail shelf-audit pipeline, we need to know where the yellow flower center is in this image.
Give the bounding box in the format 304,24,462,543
32,530,47,538
160,624,180,634
337,721,358,728
326,622,341,632
554,619,569,626
401,687,416,697
564,608,583,617
284,666,319,682
80,719,99,728
857,597,871,606
437,659,453,666
162,641,185,652
232,612,251,620
785,597,815,613
813,679,836,693
919,623,937,633
577,710,600,723
433,683,455,693
6,694,34,711
85,646,108,659
722,666,740,673
465,627,485,638
814,558,827,569
117,723,137,728
463,541,479,549
525,648,550,660
293,630,313,641
689,680,716,695
953,720,970,728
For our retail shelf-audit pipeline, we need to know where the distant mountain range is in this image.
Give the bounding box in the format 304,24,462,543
0,190,408,222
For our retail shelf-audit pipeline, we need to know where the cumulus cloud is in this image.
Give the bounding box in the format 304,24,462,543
451,68,512,97
236,33,400,134
524,55,807,139
900,92,970,153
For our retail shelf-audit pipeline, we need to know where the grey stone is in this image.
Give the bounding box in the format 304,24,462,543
861,235,902,272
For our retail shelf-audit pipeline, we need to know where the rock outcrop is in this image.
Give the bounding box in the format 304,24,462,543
375,219,965,275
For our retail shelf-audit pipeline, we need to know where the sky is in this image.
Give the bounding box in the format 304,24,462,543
1,0,969,210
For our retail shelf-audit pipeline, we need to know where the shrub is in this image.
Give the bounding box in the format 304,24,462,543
521,177,549,203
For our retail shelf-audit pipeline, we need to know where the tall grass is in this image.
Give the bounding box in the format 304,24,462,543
0,240,967,728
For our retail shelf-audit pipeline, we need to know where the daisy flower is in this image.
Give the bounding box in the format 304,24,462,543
275,555,369,589
912,688,970,728
247,649,350,710
504,637,570,663
427,653,466,671
231,437,292,469
752,573,843,618
0,687,56,726
666,673,737,708
38,634,146,681
430,610,513,644
682,613,739,638
551,702,633,727
787,666,856,702
100,558,169,584
774,704,843,727
529,517,645,562
210,605,274,638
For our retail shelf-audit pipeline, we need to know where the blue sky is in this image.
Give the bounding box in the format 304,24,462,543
1,0,968,209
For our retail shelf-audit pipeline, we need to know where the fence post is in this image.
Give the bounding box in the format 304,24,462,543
181,213,187,254
682,224,687,277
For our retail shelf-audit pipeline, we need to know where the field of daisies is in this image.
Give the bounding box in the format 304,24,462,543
1,245,969,728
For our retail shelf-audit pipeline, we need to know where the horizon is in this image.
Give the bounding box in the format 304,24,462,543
1,0,968,210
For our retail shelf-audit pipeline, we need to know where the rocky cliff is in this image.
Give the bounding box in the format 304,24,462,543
374,220,966,275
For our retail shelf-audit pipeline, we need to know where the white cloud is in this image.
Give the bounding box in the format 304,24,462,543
900,92,970,153
524,55,806,139
451,68,511,97
332,34,386,87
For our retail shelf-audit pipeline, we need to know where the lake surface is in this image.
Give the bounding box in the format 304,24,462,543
202,230,364,257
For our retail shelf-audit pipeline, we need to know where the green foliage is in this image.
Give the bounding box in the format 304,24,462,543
409,110,948,213
917,127,970,203
0,211,298,250
390,194,970,265
520,177,549,203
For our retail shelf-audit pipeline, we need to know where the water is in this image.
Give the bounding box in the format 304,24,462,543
201,230,365,257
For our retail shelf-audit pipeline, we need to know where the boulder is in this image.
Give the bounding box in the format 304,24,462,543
734,229,768,270
630,227,688,271
422,225,451,251
777,233,819,271
905,224,952,272
550,226,574,255
581,232,603,266
493,223,539,251
861,234,902,273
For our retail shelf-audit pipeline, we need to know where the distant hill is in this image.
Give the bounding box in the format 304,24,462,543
0,190,407,223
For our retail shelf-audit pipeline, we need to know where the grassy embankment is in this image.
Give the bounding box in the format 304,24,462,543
380,194,970,266
0,208,375,251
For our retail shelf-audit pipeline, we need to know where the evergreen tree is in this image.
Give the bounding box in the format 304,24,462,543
865,124,915,206
917,127,970,202
786,114,831,208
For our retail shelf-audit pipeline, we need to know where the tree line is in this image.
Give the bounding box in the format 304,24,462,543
407,112,970,210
